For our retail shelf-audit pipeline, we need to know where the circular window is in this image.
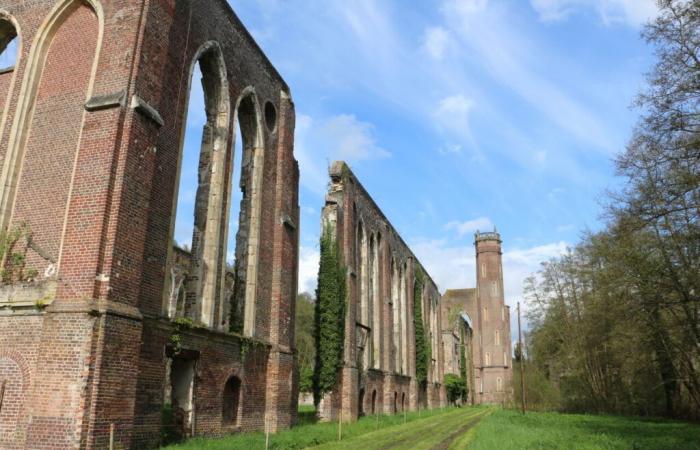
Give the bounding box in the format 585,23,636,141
264,101,277,132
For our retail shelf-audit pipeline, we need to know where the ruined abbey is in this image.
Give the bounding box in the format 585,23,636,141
0,1,511,448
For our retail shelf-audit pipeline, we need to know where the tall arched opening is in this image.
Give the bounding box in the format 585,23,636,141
169,42,230,328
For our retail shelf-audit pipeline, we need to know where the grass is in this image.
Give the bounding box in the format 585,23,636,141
466,409,700,450
161,405,468,450
162,406,700,449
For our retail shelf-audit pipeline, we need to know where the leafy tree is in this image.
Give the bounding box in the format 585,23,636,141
524,0,700,419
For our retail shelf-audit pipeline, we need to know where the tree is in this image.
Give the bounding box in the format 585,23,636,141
524,0,700,420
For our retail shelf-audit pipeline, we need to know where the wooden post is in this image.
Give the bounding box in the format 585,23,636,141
109,423,115,450
518,302,526,415
375,408,379,430
265,414,270,450
338,409,342,441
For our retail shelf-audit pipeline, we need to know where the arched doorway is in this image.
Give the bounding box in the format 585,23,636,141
359,388,365,416
222,376,242,426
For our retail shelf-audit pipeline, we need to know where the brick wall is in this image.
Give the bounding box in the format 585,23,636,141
0,0,298,448
318,161,446,422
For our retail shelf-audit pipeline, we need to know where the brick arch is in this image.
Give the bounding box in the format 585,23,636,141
0,351,30,441
0,0,103,276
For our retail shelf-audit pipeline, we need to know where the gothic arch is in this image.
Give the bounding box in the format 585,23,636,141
230,86,265,337
0,0,104,236
167,40,231,329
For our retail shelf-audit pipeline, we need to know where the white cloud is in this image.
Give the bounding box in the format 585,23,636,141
530,0,658,27
298,245,320,295
433,94,475,136
422,26,450,60
324,114,391,161
295,113,389,196
445,217,493,237
448,0,490,15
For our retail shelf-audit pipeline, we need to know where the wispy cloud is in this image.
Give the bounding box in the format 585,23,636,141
433,94,476,137
441,0,617,153
422,26,451,60
445,217,493,237
530,0,658,27
295,113,389,195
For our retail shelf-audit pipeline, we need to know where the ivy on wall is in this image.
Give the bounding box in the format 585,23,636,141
413,266,430,387
459,321,469,401
313,227,346,403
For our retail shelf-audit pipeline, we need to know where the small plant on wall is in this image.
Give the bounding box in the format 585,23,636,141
313,227,347,404
0,222,38,284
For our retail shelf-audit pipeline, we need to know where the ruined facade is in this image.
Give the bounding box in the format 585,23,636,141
318,161,446,422
441,296,475,404
442,231,513,405
0,0,299,448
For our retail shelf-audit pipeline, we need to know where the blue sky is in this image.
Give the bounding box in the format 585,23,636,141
176,0,658,328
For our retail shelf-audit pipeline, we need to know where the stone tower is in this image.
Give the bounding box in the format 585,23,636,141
0,1,298,448
474,230,512,404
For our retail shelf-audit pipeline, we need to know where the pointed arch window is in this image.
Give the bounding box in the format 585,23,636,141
0,20,18,71
170,43,231,330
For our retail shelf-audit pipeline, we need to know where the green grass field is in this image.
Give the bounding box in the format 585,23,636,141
161,407,700,450
466,409,700,450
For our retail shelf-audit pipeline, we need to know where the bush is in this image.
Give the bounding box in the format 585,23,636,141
444,373,467,405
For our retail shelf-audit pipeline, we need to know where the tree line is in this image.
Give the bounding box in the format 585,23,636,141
521,0,699,420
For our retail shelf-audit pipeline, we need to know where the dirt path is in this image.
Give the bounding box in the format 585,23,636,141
311,407,492,450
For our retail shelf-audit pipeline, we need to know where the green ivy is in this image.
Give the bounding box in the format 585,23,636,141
313,227,346,404
459,321,469,401
414,266,430,387
169,317,198,354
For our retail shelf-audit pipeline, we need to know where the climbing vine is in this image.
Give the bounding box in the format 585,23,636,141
413,266,430,387
312,227,346,404
459,321,469,401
